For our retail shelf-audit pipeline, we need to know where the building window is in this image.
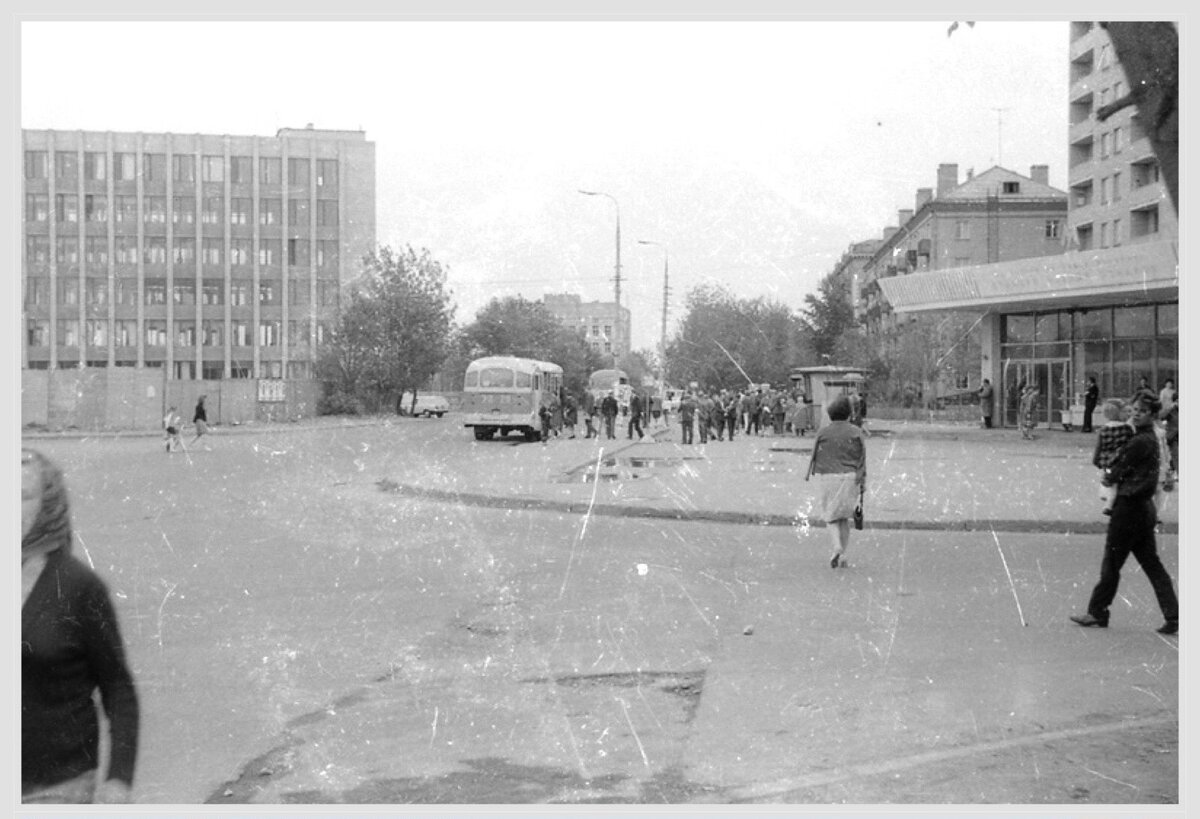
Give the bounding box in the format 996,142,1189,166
115,279,138,306
175,320,196,346
1100,132,1111,159
317,281,339,308
259,239,281,267
55,194,79,223
144,197,166,224
201,155,224,183
316,240,338,269
25,193,49,222
143,153,166,182
317,159,338,189
56,237,79,265
172,154,195,183
1111,171,1122,203
85,237,109,266
1002,181,1020,194
113,152,136,181
259,321,281,347
315,321,330,346
1099,177,1109,206
202,196,223,225
145,320,167,347
87,319,108,347
144,237,167,265
288,238,310,267
1112,218,1122,247
1045,220,1061,239
115,237,138,265
57,320,80,347
202,280,224,306
26,278,49,306
115,319,136,346
202,238,223,265
144,279,167,304
289,284,310,306
173,281,195,305
955,220,970,240
202,320,223,346
85,194,107,222
230,238,252,266
288,198,309,227
231,320,251,346
173,238,196,265
55,151,78,180
230,197,251,225
84,152,107,182
172,196,195,225
230,281,251,306
1131,160,1160,189
230,155,252,185
288,158,309,186
259,198,281,226
259,157,281,185
25,150,48,180
114,195,138,223
316,200,338,227
27,319,50,346
57,278,79,305
288,320,310,345
259,281,279,306
26,236,51,265
1113,126,1123,154
1100,222,1110,249
288,362,310,379
1131,205,1159,238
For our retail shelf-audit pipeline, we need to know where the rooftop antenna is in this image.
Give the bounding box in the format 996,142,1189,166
992,107,1009,167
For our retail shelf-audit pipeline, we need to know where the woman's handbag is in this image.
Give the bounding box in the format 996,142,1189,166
853,486,864,530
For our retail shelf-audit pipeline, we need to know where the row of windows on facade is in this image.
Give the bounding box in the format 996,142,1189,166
26,236,340,268
1075,207,1159,251
26,360,310,379
25,194,339,228
24,151,339,188
26,277,340,308
27,318,332,349
1069,123,1158,169
1071,163,1161,207
1001,303,1177,345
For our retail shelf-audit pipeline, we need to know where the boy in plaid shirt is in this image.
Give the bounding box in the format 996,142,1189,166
1092,399,1132,515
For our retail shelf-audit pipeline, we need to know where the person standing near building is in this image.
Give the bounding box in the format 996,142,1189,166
22,450,140,803
1019,384,1039,439
563,392,578,439
696,392,713,444
163,406,183,453
805,395,868,569
1093,399,1134,515
1070,395,1178,635
190,395,211,449
600,391,619,440
582,390,597,439
977,379,995,429
1082,376,1100,433
848,388,864,429
1159,383,1178,480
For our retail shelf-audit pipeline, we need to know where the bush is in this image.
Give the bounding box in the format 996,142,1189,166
317,389,366,416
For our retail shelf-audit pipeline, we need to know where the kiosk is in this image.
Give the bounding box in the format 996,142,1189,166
789,366,869,431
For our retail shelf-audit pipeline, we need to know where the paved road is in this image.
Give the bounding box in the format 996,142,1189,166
22,416,1179,807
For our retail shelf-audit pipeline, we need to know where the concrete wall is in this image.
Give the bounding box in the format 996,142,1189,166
22,369,323,431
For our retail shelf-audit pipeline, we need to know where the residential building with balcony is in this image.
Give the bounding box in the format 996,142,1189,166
22,125,376,380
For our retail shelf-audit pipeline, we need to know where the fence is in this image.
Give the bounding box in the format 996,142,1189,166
21,368,321,432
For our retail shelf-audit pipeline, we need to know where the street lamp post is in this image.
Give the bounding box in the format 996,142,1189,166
578,190,621,360
637,239,669,382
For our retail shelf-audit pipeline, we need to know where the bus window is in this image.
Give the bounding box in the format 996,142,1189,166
464,370,479,388
480,368,514,388
521,371,534,389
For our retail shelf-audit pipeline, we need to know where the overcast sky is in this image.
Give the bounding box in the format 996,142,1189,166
21,18,1070,352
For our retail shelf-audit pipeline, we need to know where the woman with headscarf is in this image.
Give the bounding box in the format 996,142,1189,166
805,395,868,568
22,449,139,803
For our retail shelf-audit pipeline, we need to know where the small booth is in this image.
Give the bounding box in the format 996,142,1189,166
789,366,869,431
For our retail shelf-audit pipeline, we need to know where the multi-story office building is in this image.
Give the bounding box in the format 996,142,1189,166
878,22,1177,427
542,293,631,360
22,125,375,380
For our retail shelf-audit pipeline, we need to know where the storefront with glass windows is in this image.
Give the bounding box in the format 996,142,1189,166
877,241,1178,430
999,302,1177,428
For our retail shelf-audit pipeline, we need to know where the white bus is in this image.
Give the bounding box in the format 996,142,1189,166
588,368,632,413
462,356,564,441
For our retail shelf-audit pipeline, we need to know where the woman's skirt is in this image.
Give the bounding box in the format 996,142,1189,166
811,472,860,522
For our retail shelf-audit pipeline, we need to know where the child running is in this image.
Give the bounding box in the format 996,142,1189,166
163,406,184,453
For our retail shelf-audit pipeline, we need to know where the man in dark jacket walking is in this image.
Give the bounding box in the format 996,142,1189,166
1070,395,1178,635
628,391,645,440
679,391,696,444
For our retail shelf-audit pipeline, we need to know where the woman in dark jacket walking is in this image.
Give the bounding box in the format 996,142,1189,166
22,449,139,803
805,395,868,568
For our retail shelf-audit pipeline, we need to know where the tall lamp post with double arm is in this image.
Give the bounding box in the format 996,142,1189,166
578,189,622,362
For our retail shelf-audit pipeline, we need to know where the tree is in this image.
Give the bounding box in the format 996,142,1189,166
799,272,858,361
315,245,455,414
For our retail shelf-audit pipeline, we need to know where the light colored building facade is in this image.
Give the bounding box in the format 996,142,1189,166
832,238,882,324
879,22,1177,428
22,125,375,380
542,293,631,360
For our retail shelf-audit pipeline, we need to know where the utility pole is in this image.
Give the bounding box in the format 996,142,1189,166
993,106,1009,166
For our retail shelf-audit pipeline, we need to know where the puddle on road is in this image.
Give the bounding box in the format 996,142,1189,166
562,455,705,484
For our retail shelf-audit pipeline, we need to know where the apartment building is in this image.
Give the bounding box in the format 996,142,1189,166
542,293,631,360
878,22,1177,427
22,125,375,380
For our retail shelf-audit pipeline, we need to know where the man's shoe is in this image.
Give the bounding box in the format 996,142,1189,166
1157,621,1178,635
1070,613,1109,628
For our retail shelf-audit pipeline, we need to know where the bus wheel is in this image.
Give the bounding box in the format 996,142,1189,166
473,427,493,441
524,429,541,443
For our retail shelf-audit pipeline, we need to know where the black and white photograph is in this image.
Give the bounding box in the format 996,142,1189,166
14,8,1184,814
